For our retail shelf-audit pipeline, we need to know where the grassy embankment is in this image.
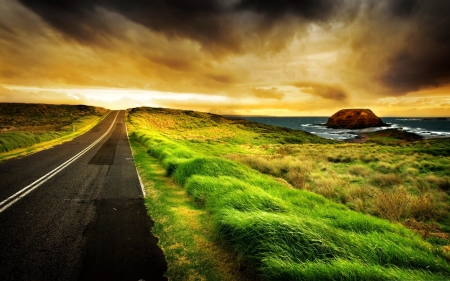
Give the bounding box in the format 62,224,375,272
0,103,108,160
127,107,450,280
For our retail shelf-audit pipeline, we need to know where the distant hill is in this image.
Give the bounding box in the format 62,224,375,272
128,107,335,144
0,103,108,133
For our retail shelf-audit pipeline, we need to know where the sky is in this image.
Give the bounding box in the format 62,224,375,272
0,0,450,116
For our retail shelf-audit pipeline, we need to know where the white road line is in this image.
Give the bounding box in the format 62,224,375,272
0,111,120,213
125,118,146,197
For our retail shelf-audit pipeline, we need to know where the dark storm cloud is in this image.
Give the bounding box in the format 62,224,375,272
235,0,343,20
17,0,115,44
378,0,450,93
103,0,232,50
388,0,419,18
17,0,346,53
16,0,226,50
13,0,450,96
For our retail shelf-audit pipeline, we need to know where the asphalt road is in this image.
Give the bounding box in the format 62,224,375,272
0,110,167,281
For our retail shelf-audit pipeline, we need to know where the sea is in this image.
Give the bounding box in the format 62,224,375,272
228,116,450,141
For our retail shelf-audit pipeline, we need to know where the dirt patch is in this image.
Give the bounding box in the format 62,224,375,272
403,218,450,240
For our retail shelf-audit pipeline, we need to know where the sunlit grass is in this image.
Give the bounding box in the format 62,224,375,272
127,107,450,280
130,138,253,281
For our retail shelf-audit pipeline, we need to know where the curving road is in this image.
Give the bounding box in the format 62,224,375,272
0,110,167,281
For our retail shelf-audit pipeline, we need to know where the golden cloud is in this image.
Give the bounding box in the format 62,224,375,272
250,87,285,100
292,82,347,101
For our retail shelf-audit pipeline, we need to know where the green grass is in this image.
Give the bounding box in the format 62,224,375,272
365,129,423,145
130,138,253,281
127,107,450,281
0,131,63,153
0,110,108,161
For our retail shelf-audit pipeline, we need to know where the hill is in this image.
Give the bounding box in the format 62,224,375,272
0,103,108,156
128,107,335,146
127,107,450,281
0,103,107,133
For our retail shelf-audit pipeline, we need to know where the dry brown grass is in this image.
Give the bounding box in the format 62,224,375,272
374,187,411,221
286,170,308,189
426,175,450,191
313,177,337,198
276,145,295,156
410,194,435,220
370,173,403,188
346,185,373,201
225,142,450,226
226,154,314,189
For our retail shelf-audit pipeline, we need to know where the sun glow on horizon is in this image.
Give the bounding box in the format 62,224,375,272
2,85,229,110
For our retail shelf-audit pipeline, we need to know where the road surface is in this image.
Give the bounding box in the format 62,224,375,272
0,110,167,281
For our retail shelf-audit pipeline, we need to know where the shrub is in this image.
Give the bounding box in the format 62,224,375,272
286,170,308,189
374,187,411,221
346,185,373,200
410,194,435,221
276,145,294,155
345,185,374,212
348,198,365,212
313,178,336,198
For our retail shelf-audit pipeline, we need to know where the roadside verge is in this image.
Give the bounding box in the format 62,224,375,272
0,112,109,162
129,138,253,281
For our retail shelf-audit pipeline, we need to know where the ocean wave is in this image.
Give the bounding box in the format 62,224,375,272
301,124,325,128
237,117,450,141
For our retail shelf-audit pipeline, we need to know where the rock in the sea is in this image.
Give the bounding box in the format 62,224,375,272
326,109,385,129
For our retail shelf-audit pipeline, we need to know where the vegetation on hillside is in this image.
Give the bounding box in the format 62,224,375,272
127,107,450,281
0,103,107,133
0,103,107,156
